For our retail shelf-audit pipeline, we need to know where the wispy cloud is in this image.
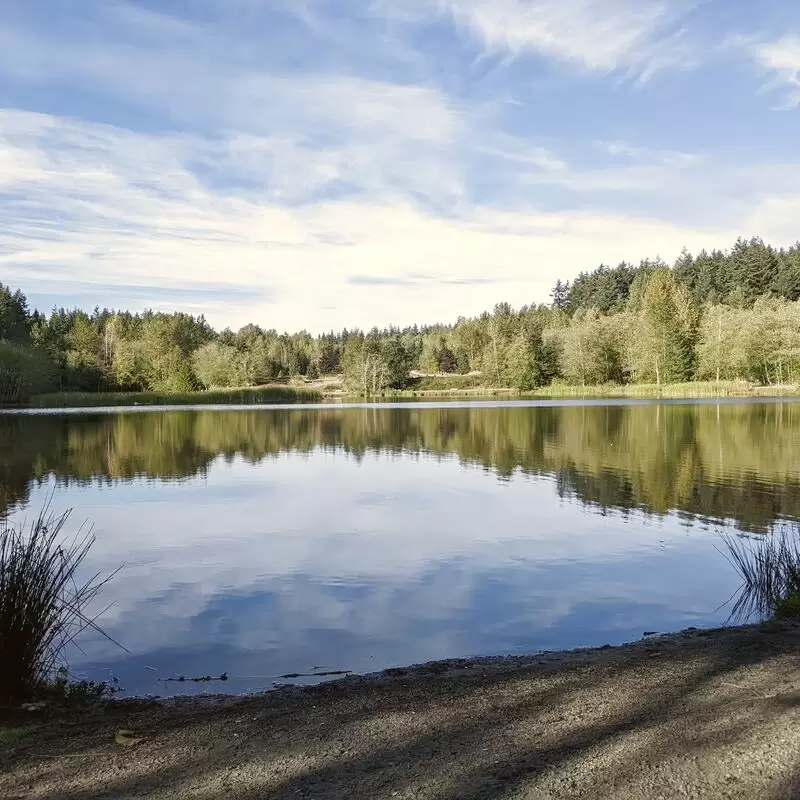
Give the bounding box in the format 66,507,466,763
347,275,498,287
751,36,800,108
1,110,739,332
373,0,700,81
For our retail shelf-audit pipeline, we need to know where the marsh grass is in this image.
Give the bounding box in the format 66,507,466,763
720,523,800,622
0,508,122,702
25,384,322,408
532,381,800,399
351,379,800,400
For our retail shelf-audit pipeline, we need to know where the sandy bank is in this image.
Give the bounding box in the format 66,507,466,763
3,622,800,799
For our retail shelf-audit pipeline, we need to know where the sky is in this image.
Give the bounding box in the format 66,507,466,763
1,1,799,333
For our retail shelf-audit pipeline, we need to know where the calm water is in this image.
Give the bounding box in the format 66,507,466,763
2,398,799,696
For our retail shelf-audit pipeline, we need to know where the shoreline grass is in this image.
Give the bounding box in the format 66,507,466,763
342,379,800,401
530,381,800,399
21,384,322,409
7,380,799,408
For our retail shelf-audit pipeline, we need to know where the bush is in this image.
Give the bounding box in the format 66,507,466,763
0,508,119,701
774,591,800,619
0,341,54,404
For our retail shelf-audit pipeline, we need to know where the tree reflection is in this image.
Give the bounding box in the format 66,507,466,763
2,402,799,531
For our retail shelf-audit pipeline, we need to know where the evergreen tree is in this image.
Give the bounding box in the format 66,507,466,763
731,237,780,303
0,283,31,344
550,279,571,311
629,271,696,384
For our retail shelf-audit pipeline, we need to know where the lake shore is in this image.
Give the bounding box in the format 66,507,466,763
9,379,800,408
380,380,800,400
5,621,800,799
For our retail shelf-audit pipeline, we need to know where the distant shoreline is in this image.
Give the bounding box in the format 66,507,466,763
5,379,800,409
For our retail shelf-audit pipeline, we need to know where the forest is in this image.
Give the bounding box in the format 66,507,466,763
2,235,800,403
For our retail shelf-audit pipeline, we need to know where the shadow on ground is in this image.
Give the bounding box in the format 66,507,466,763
3,623,800,799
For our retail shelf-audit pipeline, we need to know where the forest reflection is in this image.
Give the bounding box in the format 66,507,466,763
2,401,799,531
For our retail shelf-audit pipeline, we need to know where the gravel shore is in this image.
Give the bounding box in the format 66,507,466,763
3,622,800,799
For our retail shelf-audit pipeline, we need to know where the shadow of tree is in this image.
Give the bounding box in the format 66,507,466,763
4,624,800,800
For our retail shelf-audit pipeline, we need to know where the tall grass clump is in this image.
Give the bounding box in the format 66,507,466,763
721,522,800,622
0,508,119,701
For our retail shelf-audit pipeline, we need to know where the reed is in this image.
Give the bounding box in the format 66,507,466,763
0,508,120,701
720,523,800,622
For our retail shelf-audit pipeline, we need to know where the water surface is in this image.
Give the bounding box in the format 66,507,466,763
2,398,798,696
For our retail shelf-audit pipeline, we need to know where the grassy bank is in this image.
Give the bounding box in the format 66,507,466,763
24,385,322,409
531,380,800,398
340,378,800,400
13,380,800,407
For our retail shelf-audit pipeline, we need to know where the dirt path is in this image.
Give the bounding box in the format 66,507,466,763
4,622,800,799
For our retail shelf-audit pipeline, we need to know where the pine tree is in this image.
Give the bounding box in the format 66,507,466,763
550,279,571,311
731,237,780,303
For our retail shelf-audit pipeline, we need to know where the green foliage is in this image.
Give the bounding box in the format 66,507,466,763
192,341,246,389
0,283,31,345
774,592,800,620
0,342,54,404
381,337,412,389
405,374,486,392
504,324,549,390
3,234,800,404
560,238,800,312
341,336,392,395
37,665,119,705
628,270,697,384
419,335,460,374
557,309,626,385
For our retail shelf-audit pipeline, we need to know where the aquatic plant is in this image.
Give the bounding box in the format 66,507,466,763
721,522,800,621
0,508,120,701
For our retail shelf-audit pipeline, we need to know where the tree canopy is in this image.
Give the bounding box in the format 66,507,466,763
2,235,800,402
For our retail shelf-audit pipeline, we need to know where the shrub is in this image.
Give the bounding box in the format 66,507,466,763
0,341,54,405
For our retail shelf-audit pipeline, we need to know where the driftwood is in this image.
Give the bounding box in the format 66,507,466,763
158,669,351,683
277,670,351,679
161,672,228,683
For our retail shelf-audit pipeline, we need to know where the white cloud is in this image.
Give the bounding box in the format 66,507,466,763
373,0,698,80
9,107,800,331
1,110,745,331
751,36,800,107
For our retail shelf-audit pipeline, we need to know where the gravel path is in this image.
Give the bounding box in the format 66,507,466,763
3,622,800,799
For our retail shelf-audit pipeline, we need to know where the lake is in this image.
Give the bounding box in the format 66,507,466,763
2,398,799,696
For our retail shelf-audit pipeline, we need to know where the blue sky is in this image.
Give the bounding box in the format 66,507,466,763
1,0,799,331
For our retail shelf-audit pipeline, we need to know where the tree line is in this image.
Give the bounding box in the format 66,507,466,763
2,235,800,402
